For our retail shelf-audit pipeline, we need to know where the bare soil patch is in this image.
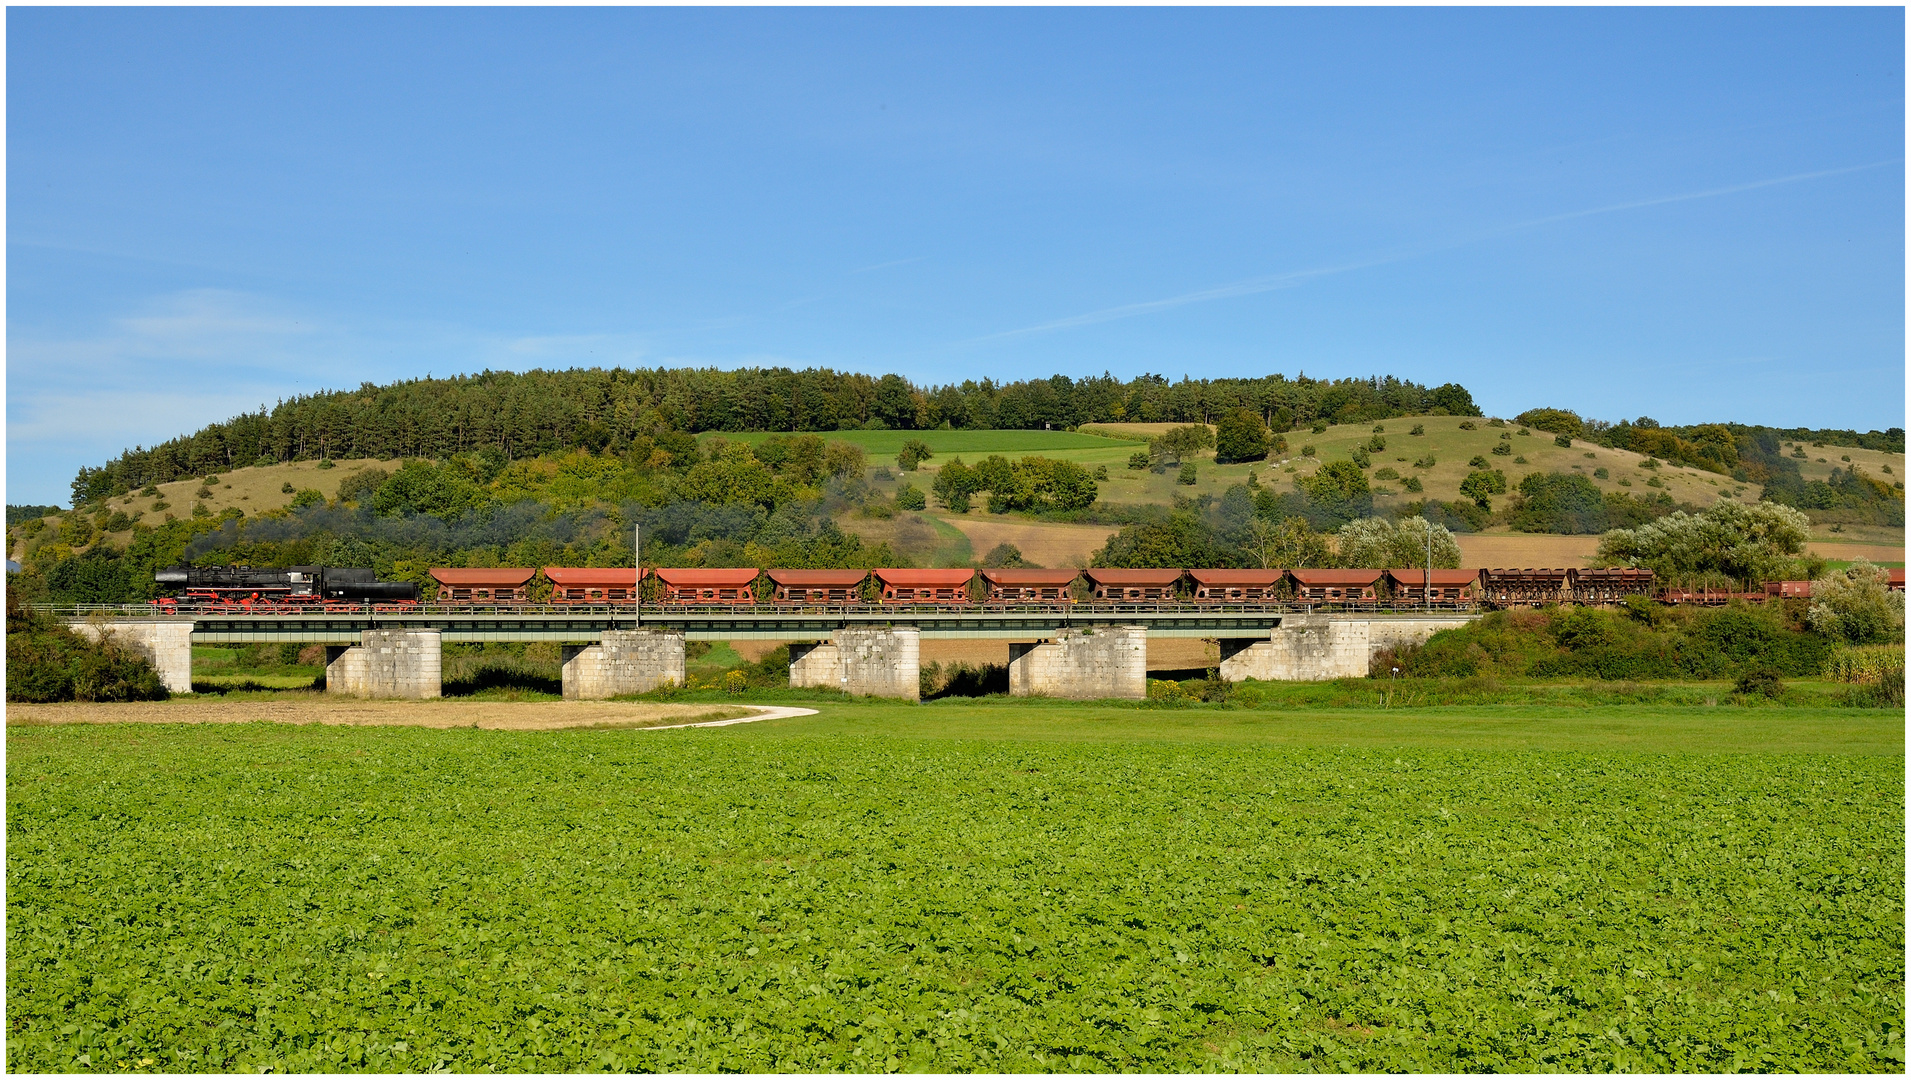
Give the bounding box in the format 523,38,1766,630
1805,541,1904,563
8,699,755,731
1454,534,1602,567
931,516,1114,567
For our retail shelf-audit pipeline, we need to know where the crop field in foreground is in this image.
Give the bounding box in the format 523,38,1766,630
7,710,1903,1072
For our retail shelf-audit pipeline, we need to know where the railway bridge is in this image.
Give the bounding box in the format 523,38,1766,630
56,603,1481,701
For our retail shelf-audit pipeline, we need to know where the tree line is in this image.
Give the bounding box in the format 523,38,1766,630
70,367,1480,504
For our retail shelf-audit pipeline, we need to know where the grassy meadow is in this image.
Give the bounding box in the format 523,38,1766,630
8,700,1902,1072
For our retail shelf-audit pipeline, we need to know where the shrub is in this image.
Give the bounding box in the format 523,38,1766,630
1215,408,1271,464
1734,667,1784,699
1127,451,1150,471
1373,467,1399,481
1409,424,1425,436
1403,476,1423,492
1468,455,1489,469
1554,434,1573,448
1491,443,1512,456
1349,447,1371,468
895,484,926,511
981,542,1030,569
336,466,391,504
316,459,335,469
6,596,168,703
1412,453,1436,469
195,486,214,499
1311,421,1328,434
1366,435,1387,453
1176,462,1197,486
280,481,296,494
140,484,160,497
896,439,934,472
1594,467,1609,479
1459,469,1507,509
290,489,326,510
1094,465,1109,481
1300,445,1317,458
1809,562,1905,644
1458,421,1476,431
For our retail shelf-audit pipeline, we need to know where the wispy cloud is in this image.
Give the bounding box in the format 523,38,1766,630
851,255,929,274
972,159,1902,343
968,255,1407,342
1493,159,1900,235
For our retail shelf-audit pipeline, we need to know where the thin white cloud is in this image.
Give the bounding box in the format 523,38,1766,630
972,159,1902,343
1494,159,1900,234
851,255,929,274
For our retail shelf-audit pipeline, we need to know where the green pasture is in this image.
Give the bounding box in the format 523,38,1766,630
8,702,1903,1072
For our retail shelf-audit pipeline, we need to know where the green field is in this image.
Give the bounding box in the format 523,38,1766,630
8,703,1902,1072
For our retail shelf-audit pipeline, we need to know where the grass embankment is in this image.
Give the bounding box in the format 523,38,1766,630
8,712,1902,1072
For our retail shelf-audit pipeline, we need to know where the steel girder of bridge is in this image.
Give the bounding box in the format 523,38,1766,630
47,602,1476,645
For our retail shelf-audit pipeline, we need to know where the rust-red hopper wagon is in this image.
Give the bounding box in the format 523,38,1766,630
1764,580,1814,599
1288,568,1382,603
1571,567,1655,604
1891,570,1907,592
429,568,535,603
1187,569,1284,603
1085,568,1182,602
768,569,869,603
1479,568,1572,606
655,568,760,604
876,568,976,603
980,568,1080,603
543,567,641,604
1385,568,1480,604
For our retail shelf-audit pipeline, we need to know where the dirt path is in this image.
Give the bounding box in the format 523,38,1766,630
6,700,813,732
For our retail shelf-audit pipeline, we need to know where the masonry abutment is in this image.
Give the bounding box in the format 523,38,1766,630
561,629,686,699
68,620,195,694
1218,615,1477,682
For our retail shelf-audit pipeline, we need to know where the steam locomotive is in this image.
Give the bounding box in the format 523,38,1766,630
152,565,419,609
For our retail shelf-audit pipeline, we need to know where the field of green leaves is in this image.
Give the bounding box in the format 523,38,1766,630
8,711,1902,1072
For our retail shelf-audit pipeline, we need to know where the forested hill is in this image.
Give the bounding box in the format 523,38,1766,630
71,368,1479,503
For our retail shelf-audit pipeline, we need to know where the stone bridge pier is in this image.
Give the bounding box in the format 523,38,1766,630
790,626,921,700
68,619,195,694
1009,625,1148,699
326,629,443,699
561,629,686,699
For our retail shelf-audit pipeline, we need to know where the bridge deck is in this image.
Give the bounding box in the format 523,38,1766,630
49,602,1480,643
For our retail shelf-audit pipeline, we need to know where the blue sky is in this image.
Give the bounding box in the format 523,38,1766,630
8,7,1904,506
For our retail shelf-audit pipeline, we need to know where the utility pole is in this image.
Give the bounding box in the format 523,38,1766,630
1424,527,1432,612
634,523,641,630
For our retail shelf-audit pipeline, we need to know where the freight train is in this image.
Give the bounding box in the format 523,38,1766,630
153,563,1904,612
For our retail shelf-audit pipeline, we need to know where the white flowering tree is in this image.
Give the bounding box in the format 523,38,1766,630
1809,561,1905,644
1335,516,1462,570
1596,500,1810,589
